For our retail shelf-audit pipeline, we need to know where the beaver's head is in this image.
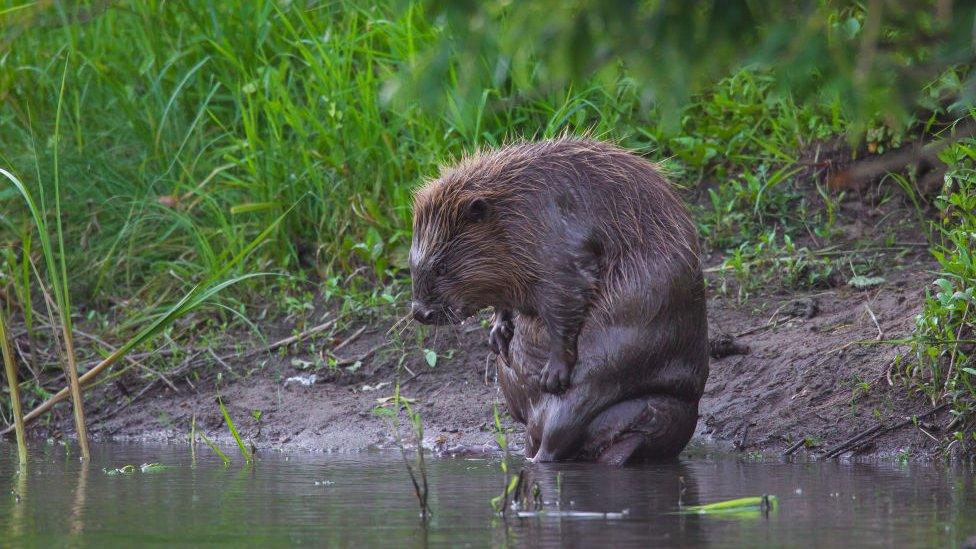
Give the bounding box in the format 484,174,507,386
409,170,519,325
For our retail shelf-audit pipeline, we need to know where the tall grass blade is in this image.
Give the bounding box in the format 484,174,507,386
197,431,231,466
218,397,252,464
52,55,90,459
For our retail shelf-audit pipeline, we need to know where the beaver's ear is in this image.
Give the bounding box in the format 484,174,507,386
464,198,488,222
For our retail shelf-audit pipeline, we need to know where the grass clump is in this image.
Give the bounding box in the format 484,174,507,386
909,137,976,445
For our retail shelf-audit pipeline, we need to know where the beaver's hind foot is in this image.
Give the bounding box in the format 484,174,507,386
584,394,698,464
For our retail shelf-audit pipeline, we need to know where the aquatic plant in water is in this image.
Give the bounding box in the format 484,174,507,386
374,385,431,520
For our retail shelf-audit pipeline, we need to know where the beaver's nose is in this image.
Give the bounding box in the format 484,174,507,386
412,302,435,324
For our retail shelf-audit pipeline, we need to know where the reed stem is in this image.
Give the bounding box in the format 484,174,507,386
61,324,90,460
0,306,28,466
52,55,90,461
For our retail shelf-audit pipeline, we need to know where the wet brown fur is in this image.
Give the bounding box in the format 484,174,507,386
410,138,708,464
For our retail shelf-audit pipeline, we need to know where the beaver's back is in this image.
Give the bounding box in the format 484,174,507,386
447,138,699,270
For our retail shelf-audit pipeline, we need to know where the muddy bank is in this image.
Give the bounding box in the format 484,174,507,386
40,254,946,461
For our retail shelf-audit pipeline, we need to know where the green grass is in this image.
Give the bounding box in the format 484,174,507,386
0,1,851,312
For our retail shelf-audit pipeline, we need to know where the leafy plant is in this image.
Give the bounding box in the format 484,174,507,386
909,138,976,440
490,405,519,516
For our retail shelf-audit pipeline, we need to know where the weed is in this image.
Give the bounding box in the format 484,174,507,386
374,386,431,520
847,374,872,402
490,405,519,516
218,397,253,464
197,431,231,467
909,138,976,444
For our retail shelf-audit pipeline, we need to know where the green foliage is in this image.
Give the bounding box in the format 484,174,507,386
910,138,976,434
415,1,976,133
0,0,857,311
218,396,253,464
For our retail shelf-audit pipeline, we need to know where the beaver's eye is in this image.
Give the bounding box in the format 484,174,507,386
465,198,487,223
434,263,448,277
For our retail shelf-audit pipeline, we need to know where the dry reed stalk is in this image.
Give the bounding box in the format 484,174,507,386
0,307,28,465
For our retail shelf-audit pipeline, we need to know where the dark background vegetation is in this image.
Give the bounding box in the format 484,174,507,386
0,1,974,450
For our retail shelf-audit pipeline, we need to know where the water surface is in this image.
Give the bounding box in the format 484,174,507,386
1,443,974,547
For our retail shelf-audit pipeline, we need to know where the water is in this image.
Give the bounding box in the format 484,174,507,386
1,443,974,548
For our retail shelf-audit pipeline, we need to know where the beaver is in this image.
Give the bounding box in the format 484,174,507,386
409,138,708,464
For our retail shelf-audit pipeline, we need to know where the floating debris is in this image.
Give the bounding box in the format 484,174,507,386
314,480,335,486
103,465,136,476
681,495,778,515
104,463,174,475
516,509,629,520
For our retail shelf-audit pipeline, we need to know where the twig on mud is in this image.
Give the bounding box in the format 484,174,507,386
72,327,180,392
825,340,858,355
208,348,241,379
821,425,885,459
732,297,821,339
327,342,386,367
98,350,207,424
398,371,422,387
251,319,337,359
428,381,453,400
782,438,807,456
332,325,366,353
864,303,884,341
885,360,896,386
821,404,950,458
828,120,976,192
99,322,344,422
915,424,939,442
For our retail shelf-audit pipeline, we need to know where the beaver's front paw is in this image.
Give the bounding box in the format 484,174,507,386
488,313,514,362
540,360,571,394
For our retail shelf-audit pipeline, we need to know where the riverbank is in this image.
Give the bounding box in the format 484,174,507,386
21,188,949,462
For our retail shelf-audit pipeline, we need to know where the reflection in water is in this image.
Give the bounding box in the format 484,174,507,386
504,461,704,547
70,462,89,536
0,442,975,547
8,466,27,541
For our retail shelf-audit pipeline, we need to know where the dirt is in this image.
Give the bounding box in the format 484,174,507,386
21,189,953,461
